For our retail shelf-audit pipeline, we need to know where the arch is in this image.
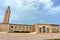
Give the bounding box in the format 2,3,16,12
43,26,45,33
40,27,41,32
11,26,13,28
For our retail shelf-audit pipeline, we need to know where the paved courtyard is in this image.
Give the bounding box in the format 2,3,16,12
0,33,60,40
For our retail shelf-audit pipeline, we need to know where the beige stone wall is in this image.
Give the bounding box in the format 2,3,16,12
9,24,60,33
0,23,60,33
34,24,60,33
0,23,10,32
0,24,2,32
9,24,34,33
38,24,51,33
34,24,39,33
51,26,60,33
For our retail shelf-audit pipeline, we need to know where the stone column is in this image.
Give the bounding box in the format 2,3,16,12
34,24,39,33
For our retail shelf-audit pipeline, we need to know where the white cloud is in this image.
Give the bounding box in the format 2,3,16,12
0,0,60,24
48,6,60,15
39,0,53,9
2,0,53,11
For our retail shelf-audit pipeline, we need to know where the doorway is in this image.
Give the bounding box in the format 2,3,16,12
43,26,46,33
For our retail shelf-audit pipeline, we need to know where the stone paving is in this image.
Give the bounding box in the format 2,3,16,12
0,33,60,40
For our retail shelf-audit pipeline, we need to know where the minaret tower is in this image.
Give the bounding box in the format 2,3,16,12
3,6,11,24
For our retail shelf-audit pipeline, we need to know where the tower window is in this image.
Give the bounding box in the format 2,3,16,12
6,11,9,13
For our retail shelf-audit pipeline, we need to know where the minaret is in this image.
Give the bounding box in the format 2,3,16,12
3,6,11,24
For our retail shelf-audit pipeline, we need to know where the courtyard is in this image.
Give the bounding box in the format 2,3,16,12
0,33,60,40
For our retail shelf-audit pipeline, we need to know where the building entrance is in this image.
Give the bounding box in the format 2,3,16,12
42,26,46,33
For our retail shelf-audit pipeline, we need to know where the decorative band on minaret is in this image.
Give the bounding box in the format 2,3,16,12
3,6,11,24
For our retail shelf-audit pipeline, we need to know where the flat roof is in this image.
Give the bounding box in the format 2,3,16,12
37,23,60,26
10,24,32,26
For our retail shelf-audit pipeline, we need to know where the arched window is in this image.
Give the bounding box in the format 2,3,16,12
11,26,13,28
30,27,31,29
43,26,45,32
6,11,9,13
40,28,41,32
47,28,49,32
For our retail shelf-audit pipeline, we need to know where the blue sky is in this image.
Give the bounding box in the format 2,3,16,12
0,0,60,24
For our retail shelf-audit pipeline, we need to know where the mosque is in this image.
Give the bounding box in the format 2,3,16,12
0,6,60,33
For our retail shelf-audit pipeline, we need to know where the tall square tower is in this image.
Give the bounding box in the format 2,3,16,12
3,6,11,24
